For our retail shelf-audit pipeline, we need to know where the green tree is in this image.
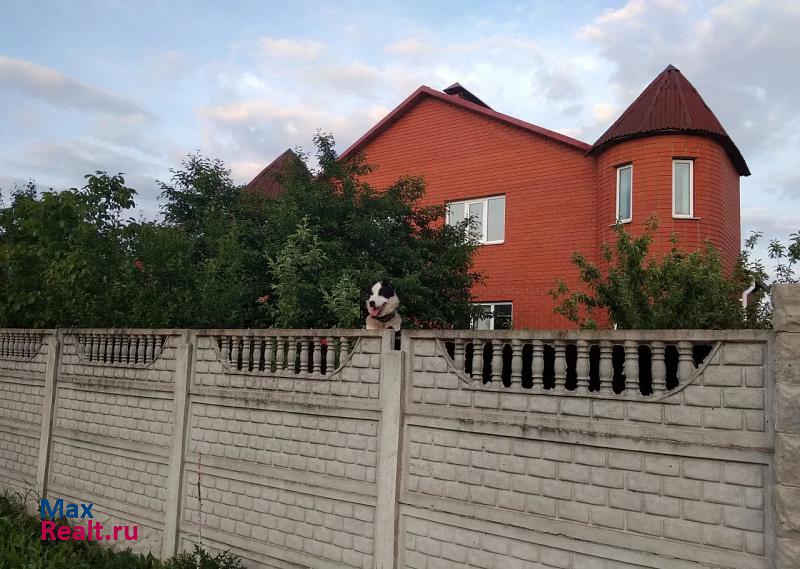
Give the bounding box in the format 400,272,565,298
0,173,135,327
550,216,746,329
736,230,800,328
155,154,274,327
261,133,481,328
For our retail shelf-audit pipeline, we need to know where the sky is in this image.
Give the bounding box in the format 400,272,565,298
0,0,797,255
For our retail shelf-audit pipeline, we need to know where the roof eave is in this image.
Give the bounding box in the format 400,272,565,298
587,129,750,176
339,86,591,161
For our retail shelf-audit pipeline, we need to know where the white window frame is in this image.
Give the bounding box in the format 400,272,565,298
615,164,633,224
446,195,505,245
471,302,513,330
672,159,694,218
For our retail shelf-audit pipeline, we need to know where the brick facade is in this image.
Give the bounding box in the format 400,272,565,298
320,67,749,329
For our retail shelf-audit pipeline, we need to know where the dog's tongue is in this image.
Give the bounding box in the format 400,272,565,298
369,306,381,317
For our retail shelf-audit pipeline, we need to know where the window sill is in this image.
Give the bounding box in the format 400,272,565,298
672,216,701,220
480,240,505,246
609,220,631,227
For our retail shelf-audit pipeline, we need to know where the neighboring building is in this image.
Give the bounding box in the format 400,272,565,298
249,66,749,329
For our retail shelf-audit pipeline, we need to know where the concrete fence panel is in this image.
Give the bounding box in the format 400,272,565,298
0,283,797,568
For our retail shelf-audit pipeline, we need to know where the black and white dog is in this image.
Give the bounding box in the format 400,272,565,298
365,281,402,330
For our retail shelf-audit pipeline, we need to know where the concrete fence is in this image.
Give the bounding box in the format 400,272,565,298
0,284,798,569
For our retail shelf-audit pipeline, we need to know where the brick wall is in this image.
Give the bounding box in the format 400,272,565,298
0,288,798,569
595,134,741,272
356,98,742,328
358,96,598,329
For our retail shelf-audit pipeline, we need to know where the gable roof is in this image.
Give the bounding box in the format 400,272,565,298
589,65,750,176
245,148,297,198
339,85,591,160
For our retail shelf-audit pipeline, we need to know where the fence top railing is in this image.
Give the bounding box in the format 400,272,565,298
401,328,772,343
0,327,774,343
0,328,387,337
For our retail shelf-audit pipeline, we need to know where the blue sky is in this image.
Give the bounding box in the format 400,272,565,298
1,0,797,254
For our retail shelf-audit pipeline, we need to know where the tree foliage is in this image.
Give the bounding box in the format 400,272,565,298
550,216,751,329
0,135,480,329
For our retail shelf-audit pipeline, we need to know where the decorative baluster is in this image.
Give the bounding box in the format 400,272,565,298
111,336,120,363
14,333,21,357
97,334,108,363
623,340,639,393
491,340,503,383
253,338,263,372
299,337,310,374
651,341,667,394
230,336,240,371
554,340,567,389
92,335,101,362
126,337,134,363
145,334,156,363
471,341,484,381
340,338,350,362
510,340,523,385
0,335,5,357
242,337,252,372
454,339,466,374
8,334,15,357
286,336,297,373
264,337,275,372
576,340,590,393
312,337,322,375
677,341,694,385
220,335,230,364
325,336,336,374
531,340,544,388
26,334,35,357
275,336,285,370
136,334,145,364
599,340,614,394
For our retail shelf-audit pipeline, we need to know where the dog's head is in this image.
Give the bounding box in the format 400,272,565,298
366,281,399,319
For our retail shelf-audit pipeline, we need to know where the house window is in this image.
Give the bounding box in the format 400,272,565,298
616,165,632,223
673,159,694,217
472,302,512,330
446,196,505,244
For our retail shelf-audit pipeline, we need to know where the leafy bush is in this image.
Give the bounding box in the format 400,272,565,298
550,216,748,329
0,135,480,329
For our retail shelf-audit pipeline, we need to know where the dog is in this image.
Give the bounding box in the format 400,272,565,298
365,281,402,330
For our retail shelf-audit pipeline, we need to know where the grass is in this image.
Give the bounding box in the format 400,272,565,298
0,493,245,569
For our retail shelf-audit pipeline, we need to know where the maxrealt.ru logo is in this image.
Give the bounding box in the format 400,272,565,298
40,498,138,541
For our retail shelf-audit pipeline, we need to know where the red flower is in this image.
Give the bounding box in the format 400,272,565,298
257,295,271,305
133,259,144,271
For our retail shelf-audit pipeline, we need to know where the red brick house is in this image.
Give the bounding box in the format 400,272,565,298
248,65,749,329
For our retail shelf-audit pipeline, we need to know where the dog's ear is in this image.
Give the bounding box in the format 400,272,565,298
378,281,396,299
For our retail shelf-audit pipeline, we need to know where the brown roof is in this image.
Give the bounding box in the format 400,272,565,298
589,65,750,176
245,148,297,198
340,85,591,160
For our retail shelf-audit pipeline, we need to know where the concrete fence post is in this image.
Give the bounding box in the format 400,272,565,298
162,331,194,559
773,284,800,568
374,330,404,569
35,331,61,501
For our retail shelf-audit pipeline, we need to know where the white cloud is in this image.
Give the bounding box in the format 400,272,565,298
385,38,435,55
0,55,153,119
258,37,325,60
